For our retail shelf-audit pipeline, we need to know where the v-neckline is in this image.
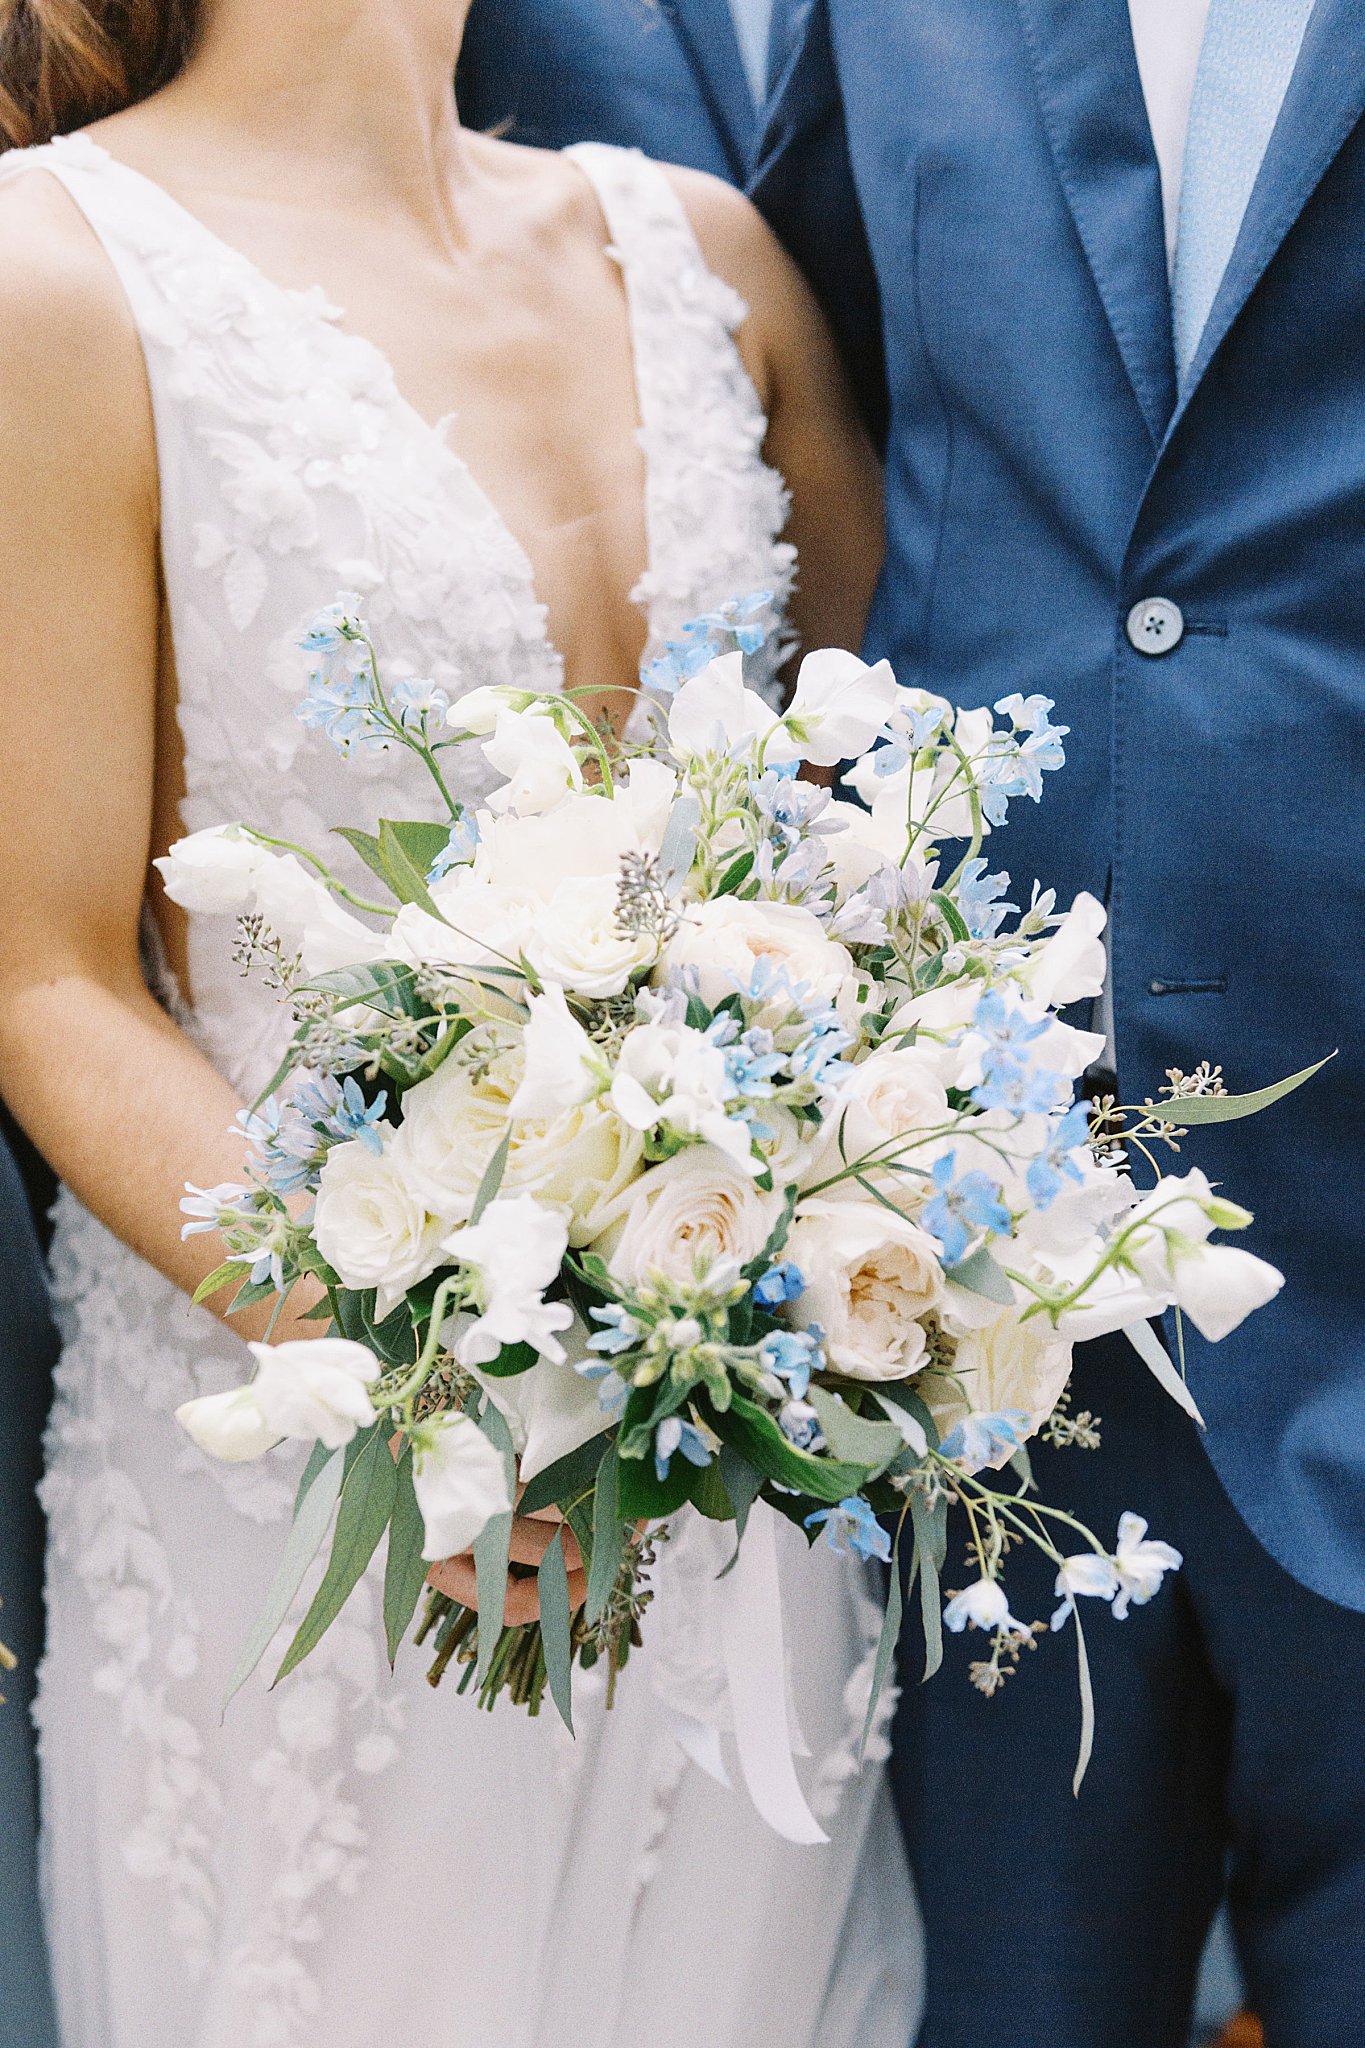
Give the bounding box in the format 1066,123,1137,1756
60,131,658,683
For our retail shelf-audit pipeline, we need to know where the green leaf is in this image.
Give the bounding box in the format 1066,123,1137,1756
273,1427,397,1683
300,960,420,1018
192,1259,247,1309
714,850,756,897
616,1449,702,1519
715,1448,765,1579
1141,1053,1333,1125
332,825,395,894
808,1387,906,1474
224,1447,344,1712
874,1382,941,1452
226,1275,279,1318
537,1530,575,1735
657,796,701,894
382,817,455,878
691,1459,738,1521
378,818,441,914
473,1401,517,1681
944,1245,1016,1305
932,890,970,945
518,1435,609,1518
1008,1441,1034,1491
476,1340,538,1379
910,1489,946,1682
713,1392,871,1505
469,1128,512,1226
383,1444,430,1666
585,1446,622,1628
860,1534,905,1762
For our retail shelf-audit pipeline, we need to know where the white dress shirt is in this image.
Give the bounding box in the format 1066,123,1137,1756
1128,0,1212,267
728,0,775,105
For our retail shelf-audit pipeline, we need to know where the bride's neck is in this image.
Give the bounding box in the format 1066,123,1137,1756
157,0,474,219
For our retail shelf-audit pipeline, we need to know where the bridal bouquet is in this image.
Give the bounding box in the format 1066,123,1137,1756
161,594,1311,1805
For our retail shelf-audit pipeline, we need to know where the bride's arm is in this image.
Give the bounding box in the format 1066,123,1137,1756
0,179,309,1341
665,166,885,659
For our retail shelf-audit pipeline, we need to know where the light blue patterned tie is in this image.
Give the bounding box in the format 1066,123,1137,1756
1171,0,1317,386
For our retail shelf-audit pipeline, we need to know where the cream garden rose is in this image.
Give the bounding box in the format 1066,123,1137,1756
588,1147,782,1291
926,1313,1073,1467
784,1193,945,1380
663,897,861,1031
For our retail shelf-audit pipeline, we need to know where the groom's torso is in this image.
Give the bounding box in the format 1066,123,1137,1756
782,0,1365,1606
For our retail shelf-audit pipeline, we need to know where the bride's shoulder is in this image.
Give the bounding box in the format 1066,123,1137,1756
0,152,153,488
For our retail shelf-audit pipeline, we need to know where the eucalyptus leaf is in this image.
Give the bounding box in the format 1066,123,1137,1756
472,1400,517,1681
331,825,394,894
382,1444,430,1666
537,1529,575,1736
1141,1054,1332,1126
273,1428,397,1684
714,1448,765,1579
910,1489,946,1682
657,795,701,895
469,1128,512,1226
224,1447,343,1713
294,1439,336,1514
944,1245,1016,1305
860,1535,905,1763
1072,1606,1095,1797
808,1387,906,1473
518,1435,608,1518
586,1445,622,1629
300,960,420,1018
714,850,756,897
1123,1318,1206,1427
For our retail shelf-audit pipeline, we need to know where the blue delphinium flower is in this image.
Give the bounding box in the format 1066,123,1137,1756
922,1152,1013,1266
639,591,773,696
724,1029,785,1102
806,1496,892,1565
654,1415,714,1483
753,1261,806,1309
779,1399,824,1451
759,1327,822,1399
956,859,1017,940
973,1058,1068,1117
428,813,480,883
939,1409,1031,1469
1026,1101,1093,1209
974,990,1050,1056
296,666,387,756
391,676,450,734
333,1076,386,1154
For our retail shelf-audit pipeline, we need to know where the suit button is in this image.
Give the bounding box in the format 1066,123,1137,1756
1126,597,1184,655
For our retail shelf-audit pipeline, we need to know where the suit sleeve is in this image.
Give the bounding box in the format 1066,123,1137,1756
749,0,889,446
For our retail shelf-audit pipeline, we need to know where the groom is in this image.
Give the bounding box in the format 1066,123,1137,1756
756,4,1365,2044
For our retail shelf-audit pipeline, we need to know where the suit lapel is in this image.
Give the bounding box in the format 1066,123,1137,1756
1015,0,1175,444
659,0,757,183
1175,0,1365,417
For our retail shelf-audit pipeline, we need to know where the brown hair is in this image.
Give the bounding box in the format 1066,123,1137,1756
0,0,199,151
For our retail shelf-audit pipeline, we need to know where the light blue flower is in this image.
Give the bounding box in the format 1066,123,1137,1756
922,1152,1012,1266
753,1262,806,1309
939,1409,1031,1470
1026,1101,1092,1209
955,859,1017,940
974,990,1050,1055
429,813,481,883
640,591,773,696
296,666,386,756
758,1327,822,1398
391,676,450,733
179,1181,253,1239
973,1054,1068,1117
654,1415,715,1483
334,1076,386,1154
779,1399,824,1451
587,1303,644,1356
805,1496,892,1565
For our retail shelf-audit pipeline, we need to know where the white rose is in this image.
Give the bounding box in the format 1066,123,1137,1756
175,1384,280,1463
589,1148,782,1291
1025,893,1108,1009
785,649,900,767
505,1097,646,1246
785,1193,945,1380
820,800,897,897
154,825,266,915
248,1337,382,1449
667,650,797,765
411,1413,513,1561
523,874,657,998
313,1137,445,1317
810,1044,950,1182
663,897,859,1028
483,705,583,817
926,1313,1072,1463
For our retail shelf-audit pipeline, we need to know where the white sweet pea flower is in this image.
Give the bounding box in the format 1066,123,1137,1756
610,1020,756,1174
1111,1512,1183,1618
484,705,583,817
783,649,900,766
1163,1242,1284,1343
509,985,609,1120
175,1384,280,1463
250,853,389,974
1125,1169,1283,1340
154,825,268,915
411,1412,513,1561
247,1337,382,1449
443,1194,573,1367
1050,1551,1121,1630
1025,892,1108,1009
943,1577,1033,1639
313,1137,446,1318
667,650,798,765
446,683,536,737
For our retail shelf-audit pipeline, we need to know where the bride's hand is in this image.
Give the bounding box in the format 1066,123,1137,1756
426,1506,587,1627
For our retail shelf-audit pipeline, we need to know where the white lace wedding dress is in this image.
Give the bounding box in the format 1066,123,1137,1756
4,133,921,2048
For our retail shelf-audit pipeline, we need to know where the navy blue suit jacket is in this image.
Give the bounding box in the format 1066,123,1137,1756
756,0,1365,1612
458,0,757,180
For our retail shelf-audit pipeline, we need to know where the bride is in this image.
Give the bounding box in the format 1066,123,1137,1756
0,4,916,2044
